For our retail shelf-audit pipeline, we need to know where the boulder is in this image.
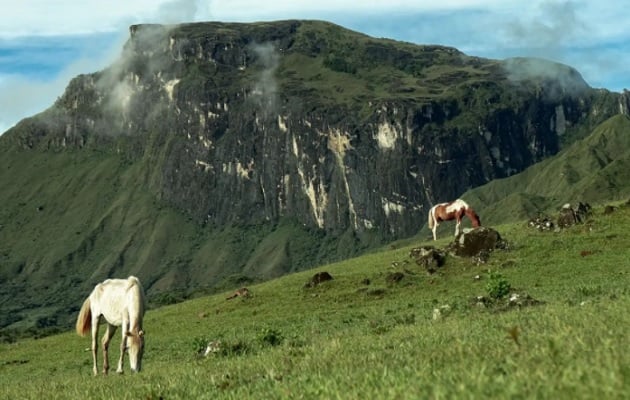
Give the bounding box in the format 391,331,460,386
304,271,334,288
409,246,446,274
603,205,617,215
448,227,504,257
557,202,591,228
225,287,251,300
385,272,405,284
527,214,554,231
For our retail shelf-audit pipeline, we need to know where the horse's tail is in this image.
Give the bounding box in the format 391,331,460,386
427,207,435,230
76,297,92,336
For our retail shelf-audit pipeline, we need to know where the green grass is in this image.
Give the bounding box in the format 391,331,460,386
1,204,629,399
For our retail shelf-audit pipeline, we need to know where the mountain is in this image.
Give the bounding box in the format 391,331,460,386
0,20,627,335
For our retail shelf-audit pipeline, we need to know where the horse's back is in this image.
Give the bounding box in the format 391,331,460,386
90,276,145,326
447,199,469,210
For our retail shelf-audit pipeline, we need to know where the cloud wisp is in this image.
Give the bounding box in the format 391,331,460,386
0,0,209,134
1,0,630,134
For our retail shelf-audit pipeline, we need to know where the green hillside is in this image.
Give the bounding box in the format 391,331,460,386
0,143,344,334
462,114,630,225
1,203,629,399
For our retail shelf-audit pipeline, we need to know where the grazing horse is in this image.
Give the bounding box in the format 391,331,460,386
427,199,481,240
76,276,146,375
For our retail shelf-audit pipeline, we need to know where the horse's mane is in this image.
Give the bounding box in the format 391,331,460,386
125,276,146,326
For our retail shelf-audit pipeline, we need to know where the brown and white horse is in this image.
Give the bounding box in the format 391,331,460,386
427,199,481,240
76,276,146,375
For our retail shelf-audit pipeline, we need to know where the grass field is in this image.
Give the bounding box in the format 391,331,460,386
1,203,629,399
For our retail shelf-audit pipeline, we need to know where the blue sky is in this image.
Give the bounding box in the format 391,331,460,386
1,0,629,134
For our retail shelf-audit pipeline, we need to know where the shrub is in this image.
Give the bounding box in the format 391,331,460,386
258,327,284,347
486,271,511,300
192,336,210,355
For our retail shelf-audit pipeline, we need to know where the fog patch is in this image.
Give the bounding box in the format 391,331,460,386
93,25,174,128
154,0,206,24
250,42,280,116
503,57,589,98
504,1,586,53
500,1,590,98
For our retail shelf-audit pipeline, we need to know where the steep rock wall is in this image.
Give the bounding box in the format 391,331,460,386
9,21,622,240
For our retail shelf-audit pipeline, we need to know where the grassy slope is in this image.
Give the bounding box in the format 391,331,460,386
1,203,628,399
463,114,630,225
0,144,321,331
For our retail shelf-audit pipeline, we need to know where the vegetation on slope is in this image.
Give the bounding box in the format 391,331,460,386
0,145,370,338
463,114,630,225
1,202,629,399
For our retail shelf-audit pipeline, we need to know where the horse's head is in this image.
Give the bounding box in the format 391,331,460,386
126,330,145,372
472,215,481,227
466,208,481,227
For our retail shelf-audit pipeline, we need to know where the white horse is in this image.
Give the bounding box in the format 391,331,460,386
76,276,146,375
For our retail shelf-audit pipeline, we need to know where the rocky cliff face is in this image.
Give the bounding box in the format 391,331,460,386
1,20,625,334
13,21,618,239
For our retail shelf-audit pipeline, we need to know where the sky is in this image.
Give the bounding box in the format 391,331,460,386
1,0,629,134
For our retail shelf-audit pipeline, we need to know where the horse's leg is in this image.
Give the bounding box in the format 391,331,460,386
91,314,99,376
455,217,462,237
101,324,117,375
117,320,128,374
432,222,438,241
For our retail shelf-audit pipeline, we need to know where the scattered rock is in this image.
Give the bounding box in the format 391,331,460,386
304,271,333,288
472,249,490,265
528,214,554,231
409,246,446,274
203,340,223,356
385,272,405,284
432,305,452,320
472,291,543,311
603,205,618,215
409,246,432,258
506,292,543,308
557,202,592,228
365,288,386,297
226,287,252,300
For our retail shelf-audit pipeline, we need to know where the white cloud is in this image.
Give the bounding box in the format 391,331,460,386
1,0,629,134
207,0,512,20
0,32,128,133
0,0,163,37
